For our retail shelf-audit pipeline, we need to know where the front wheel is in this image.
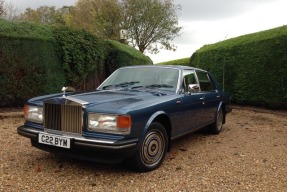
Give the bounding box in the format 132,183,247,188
209,108,224,134
131,122,168,172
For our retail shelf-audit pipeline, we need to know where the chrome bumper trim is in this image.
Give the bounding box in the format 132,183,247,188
17,126,138,150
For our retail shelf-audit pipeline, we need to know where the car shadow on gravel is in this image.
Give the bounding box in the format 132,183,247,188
28,151,139,174
22,130,213,174
170,127,215,148
56,154,130,171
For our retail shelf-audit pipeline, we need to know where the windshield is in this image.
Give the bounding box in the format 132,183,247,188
98,67,179,92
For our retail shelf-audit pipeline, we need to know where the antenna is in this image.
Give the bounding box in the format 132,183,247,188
223,34,228,91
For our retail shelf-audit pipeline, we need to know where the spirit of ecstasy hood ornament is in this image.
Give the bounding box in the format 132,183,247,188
61,87,68,97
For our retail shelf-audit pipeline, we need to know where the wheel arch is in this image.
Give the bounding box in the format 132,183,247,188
144,111,172,152
218,101,226,124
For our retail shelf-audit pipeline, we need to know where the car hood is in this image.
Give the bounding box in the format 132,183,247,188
29,89,177,114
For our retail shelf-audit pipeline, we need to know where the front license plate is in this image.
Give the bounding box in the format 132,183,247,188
38,133,71,149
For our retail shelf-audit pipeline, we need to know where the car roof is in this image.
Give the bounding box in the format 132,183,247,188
120,65,207,72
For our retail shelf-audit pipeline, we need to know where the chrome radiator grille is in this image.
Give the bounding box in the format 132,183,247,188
44,103,82,134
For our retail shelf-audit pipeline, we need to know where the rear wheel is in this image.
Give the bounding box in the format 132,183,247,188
209,108,224,134
131,122,168,172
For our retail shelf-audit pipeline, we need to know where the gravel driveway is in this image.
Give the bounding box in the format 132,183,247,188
1,107,286,191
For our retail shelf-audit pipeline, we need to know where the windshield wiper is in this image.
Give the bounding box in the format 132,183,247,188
145,84,173,89
102,81,140,90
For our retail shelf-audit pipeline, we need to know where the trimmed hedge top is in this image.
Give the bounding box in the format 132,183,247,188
158,57,190,66
197,25,287,53
105,40,153,75
0,19,54,41
190,25,287,109
107,40,153,64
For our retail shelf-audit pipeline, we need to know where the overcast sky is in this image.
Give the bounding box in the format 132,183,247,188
6,0,287,63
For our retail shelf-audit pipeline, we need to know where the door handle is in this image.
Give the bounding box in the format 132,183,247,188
200,97,205,105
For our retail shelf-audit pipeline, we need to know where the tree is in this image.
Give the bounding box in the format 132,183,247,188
14,0,182,54
19,6,58,24
56,6,75,26
121,0,182,53
91,0,122,39
18,5,72,25
66,0,97,33
2,1,18,20
69,0,122,39
0,0,4,16
71,0,182,54
18,7,40,23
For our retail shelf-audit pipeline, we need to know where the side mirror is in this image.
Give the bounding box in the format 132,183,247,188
62,86,76,92
66,87,76,92
188,84,200,93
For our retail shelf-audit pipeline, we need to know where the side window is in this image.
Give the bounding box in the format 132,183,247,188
196,71,216,92
182,70,199,93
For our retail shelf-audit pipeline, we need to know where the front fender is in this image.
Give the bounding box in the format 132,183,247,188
140,111,168,139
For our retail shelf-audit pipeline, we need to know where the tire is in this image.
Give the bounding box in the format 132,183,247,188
131,122,168,172
209,108,224,134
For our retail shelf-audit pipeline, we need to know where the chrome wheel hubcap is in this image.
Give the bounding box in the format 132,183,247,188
141,130,165,166
217,110,223,130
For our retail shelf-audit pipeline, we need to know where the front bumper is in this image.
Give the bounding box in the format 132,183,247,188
17,125,138,163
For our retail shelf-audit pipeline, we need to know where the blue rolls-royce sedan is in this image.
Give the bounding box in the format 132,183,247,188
18,65,232,172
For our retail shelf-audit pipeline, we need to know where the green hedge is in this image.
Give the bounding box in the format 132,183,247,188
157,57,190,66
190,26,287,108
0,20,65,106
53,27,107,85
0,19,54,40
0,20,154,106
105,40,153,75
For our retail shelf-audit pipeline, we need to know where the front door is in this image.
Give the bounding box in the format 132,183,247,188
172,70,206,136
196,71,221,125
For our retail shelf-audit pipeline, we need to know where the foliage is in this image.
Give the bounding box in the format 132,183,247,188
53,26,107,84
16,5,74,26
64,0,97,33
16,0,122,39
0,19,154,105
69,0,122,39
0,19,65,106
18,6,68,25
70,0,182,54
105,40,153,75
19,6,53,23
190,26,287,108
121,0,182,54
17,0,182,54
0,19,54,40
93,0,122,39
0,0,5,16
2,2,17,20
157,57,190,66
0,0,18,20
55,6,75,26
